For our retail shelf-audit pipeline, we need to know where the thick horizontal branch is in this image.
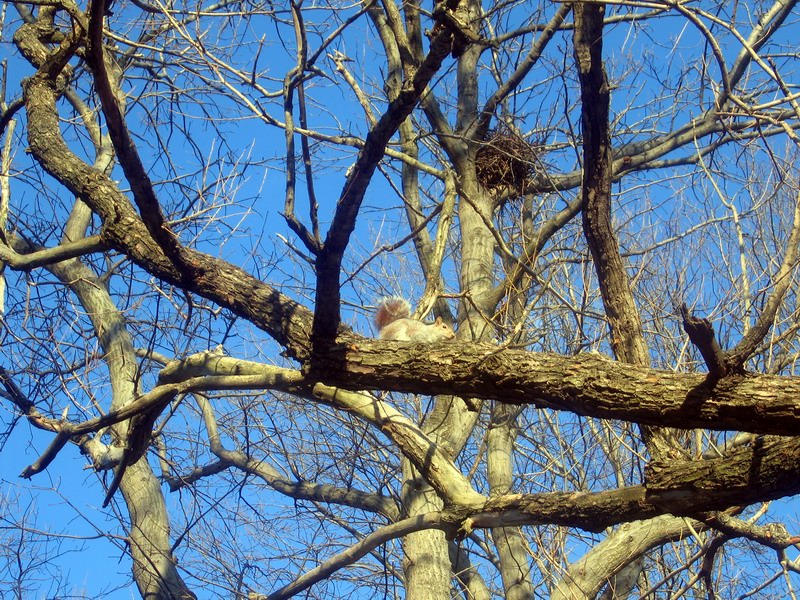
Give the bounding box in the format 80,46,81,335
461,437,800,532
21,349,800,535
645,436,800,513
314,341,800,435
23,343,800,485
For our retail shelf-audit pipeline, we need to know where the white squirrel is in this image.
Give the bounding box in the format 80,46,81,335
374,297,456,342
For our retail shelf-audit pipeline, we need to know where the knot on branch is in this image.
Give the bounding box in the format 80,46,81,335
680,303,729,379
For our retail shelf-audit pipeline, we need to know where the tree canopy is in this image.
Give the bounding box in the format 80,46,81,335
2,0,800,598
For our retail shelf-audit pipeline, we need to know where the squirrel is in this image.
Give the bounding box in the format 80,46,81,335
374,297,456,342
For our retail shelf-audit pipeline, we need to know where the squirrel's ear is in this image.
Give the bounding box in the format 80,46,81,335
435,316,443,324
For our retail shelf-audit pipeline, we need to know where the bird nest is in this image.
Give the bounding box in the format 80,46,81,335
475,130,537,193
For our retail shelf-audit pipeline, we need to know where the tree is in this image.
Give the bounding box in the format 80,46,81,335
2,0,800,597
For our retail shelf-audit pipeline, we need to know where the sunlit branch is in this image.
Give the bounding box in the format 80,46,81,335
262,513,450,600
182,393,400,517
0,234,107,269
